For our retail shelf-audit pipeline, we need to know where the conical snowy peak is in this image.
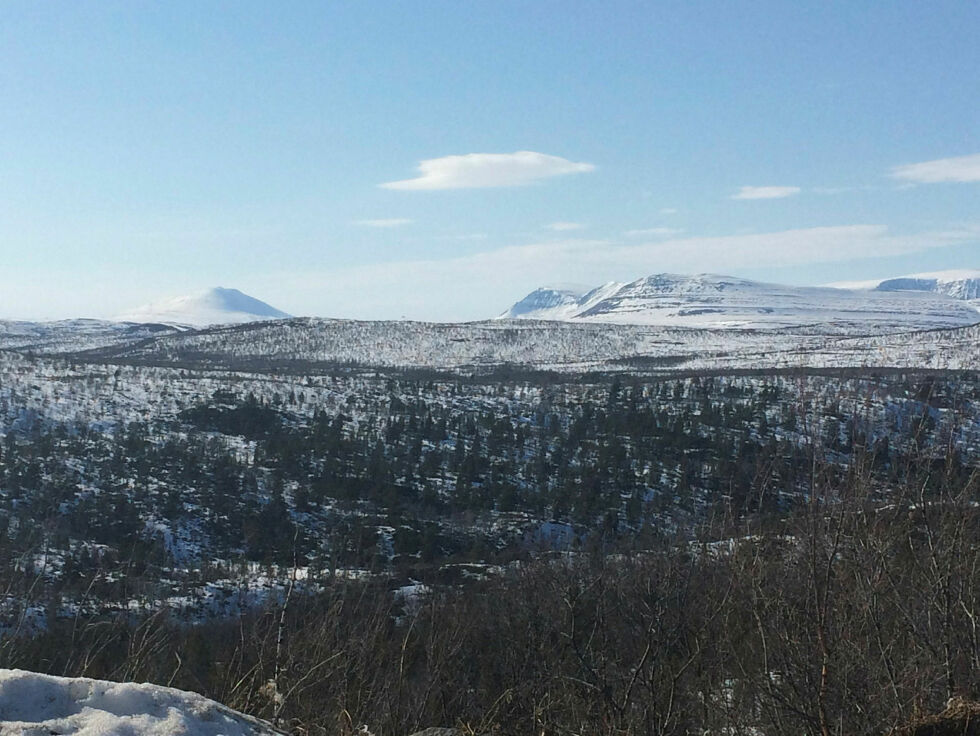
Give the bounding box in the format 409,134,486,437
115,287,291,327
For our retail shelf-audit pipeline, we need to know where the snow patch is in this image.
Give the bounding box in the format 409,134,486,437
0,669,281,736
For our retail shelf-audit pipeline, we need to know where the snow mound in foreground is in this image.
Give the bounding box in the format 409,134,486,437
0,669,280,736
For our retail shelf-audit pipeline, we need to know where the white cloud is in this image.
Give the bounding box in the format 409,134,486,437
659,207,679,215
891,153,980,183
731,186,801,200
545,221,586,231
624,227,684,238
256,224,978,321
353,218,413,228
380,151,595,190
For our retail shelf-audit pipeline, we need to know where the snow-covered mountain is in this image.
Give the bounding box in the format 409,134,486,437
0,669,281,736
500,282,622,320
500,273,980,331
830,269,980,306
115,287,291,327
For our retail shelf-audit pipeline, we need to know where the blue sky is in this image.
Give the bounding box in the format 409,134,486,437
1,1,978,320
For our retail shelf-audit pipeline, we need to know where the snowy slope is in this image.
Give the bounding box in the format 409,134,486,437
77,315,978,375
499,282,622,319
0,669,281,736
677,322,980,373
830,269,980,307
115,288,291,327
501,273,980,331
877,270,980,301
0,319,179,354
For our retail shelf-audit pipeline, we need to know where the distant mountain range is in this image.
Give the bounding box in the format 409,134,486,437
4,275,980,372
115,287,290,327
46,269,980,333
500,271,980,331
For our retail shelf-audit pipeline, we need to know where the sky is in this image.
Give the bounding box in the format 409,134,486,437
1,1,978,321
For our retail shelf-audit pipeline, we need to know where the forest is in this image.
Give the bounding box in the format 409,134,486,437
2,450,977,736
1,360,979,734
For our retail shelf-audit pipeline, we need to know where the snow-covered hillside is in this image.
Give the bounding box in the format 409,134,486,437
0,319,179,354
68,315,980,375
115,288,291,327
499,282,622,320
501,273,980,330
830,269,980,309
86,317,815,372
0,669,281,736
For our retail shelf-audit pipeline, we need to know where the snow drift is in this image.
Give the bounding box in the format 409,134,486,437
0,669,281,736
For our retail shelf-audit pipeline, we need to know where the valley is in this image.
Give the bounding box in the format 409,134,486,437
5,4,978,732
2,282,979,735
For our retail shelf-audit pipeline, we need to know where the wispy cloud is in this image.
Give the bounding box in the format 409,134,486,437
731,186,801,200
659,207,679,215
624,227,684,238
891,153,980,183
380,151,595,191
353,218,413,228
545,221,586,231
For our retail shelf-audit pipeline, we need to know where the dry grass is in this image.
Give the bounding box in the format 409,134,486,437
890,698,980,736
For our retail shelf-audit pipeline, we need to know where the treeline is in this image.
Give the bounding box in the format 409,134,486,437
3,454,978,736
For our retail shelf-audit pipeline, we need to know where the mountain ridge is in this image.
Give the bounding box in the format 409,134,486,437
828,269,980,303
500,272,980,330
